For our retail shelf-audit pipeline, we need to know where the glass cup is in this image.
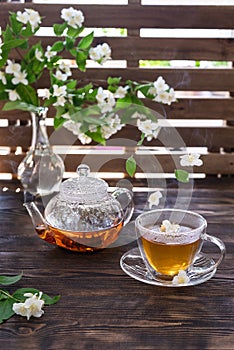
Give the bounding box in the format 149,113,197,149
135,209,226,281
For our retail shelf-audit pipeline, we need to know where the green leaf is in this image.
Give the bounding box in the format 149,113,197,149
3,25,13,41
135,83,152,95
76,83,93,95
0,299,15,324
137,133,145,146
67,26,84,39
0,292,8,301
10,13,23,35
76,50,87,72
42,294,60,306
108,85,118,93
0,273,23,286
86,129,106,145
72,95,85,107
129,94,144,106
53,23,67,36
21,23,34,37
70,106,100,122
65,37,75,51
0,55,8,69
126,156,137,177
83,115,104,124
0,91,8,100
3,39,27,51
115,96,132,109
69,48,77,57
13,288,39,301
19,41,29,50
78,32,94,50
107,77,122,85
51,41,64,52
175,169,189,183
13,288,60,305
67,80,77,90
16,85,38,106
3,101,39,113
54,116,66,129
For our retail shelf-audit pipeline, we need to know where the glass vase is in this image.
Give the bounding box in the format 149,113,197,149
17,107,64,196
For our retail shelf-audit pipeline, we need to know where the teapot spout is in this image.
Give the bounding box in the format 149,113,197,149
24,202,47,229
24,202,56,245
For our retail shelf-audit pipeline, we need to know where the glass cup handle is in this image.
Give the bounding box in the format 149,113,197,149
204,233,226,267
193,233,226,275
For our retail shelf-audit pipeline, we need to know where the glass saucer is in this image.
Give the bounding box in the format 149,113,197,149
120,247,217,287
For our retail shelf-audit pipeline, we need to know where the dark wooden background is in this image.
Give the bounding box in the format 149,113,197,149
0,1,234,180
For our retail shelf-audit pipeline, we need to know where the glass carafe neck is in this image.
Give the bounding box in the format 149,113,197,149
30,108,50,150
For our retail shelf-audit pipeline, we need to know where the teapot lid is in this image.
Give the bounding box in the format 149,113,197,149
59,164,108,203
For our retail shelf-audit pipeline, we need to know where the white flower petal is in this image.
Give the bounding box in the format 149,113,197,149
11,71,28,85
61,7,84,28
35,48,44,62
6,89,20,101
172,270,190,285
5,60,21,75
16,11,29,25
148,191,162,208
96,87,115,113
137,119,160,141
114,86,128,99
180,154,203,167
24,292,34,298
160,220,180,233
89,43,111,64
13,292,45,320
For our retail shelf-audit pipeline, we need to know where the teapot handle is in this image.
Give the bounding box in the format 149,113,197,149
111,188,134,225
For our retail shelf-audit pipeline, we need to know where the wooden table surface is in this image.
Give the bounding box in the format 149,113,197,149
0,179,233,350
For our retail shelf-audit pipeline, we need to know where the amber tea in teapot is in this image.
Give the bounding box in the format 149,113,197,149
35,220,123,252
25,164,133,252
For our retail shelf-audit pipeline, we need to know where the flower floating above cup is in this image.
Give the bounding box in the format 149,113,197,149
180,153,203,167
148,191,163,209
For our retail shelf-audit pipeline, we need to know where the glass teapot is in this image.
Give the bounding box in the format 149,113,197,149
24,164,134,252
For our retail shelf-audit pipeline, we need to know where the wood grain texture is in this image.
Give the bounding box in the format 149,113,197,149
2,98,234,120
0,67,233,92
0,178,233,350
0,153,234,175
0,125,233,148
7,37,234,62
1,4,234,29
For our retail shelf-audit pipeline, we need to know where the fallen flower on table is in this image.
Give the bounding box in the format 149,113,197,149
13,291,44,320
172,270,190,285
0,273,60,323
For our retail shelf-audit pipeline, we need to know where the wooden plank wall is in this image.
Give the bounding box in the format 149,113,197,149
0,1,234,180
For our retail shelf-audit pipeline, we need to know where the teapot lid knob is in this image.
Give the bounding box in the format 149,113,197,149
59,163,108,203
77,164,90,177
